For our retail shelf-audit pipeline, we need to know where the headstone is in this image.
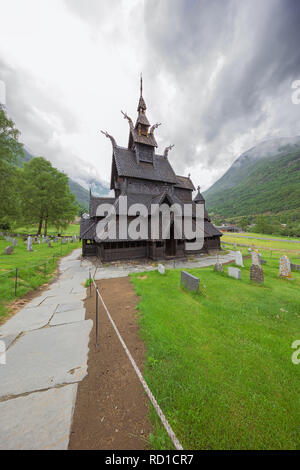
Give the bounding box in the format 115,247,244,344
27,236,33,252
4,246,14,255
260,259,267,265
251,251,260,266
250,264,264,283
12,238,18,247
235,251,244,267
158,264,165,275
291,262,300,272
73,235,77,243
233,243,237,250
279,256,292,279
181,271,200,292
228,267,241,280
48,241,53,248
214,263,223,272
5,236,11,242
42,237,47,244
0,231,3,237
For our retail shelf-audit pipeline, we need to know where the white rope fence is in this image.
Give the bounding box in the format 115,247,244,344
92,278,183,450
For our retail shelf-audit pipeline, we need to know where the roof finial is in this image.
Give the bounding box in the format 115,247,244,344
140,73,143,97
197,185,201,192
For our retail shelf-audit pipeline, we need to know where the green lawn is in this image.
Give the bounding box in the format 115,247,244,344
222,232,300,253
11,222,80,236
131,252,300,450
0,237,81,323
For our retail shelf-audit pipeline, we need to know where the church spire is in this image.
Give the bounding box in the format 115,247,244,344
137,74,147,112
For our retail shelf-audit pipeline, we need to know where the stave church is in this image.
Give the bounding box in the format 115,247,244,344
80,78,222,261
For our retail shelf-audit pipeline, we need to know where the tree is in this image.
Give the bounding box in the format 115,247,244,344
238,217,249,231
0,104,23,225
20,157,78,235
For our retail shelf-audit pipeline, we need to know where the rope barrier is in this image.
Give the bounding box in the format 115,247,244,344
91,277,183,451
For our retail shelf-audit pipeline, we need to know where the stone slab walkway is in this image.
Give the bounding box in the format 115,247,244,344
94,251,236,280
0,248,93,450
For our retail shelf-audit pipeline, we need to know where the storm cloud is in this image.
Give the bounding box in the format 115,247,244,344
0,0,299,190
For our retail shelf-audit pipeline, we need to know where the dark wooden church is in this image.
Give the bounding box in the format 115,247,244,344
80,79,222,261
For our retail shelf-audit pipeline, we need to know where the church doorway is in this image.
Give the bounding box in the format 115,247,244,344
165,222,176,257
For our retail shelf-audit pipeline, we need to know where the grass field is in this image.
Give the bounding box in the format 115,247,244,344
0,237,81,323
221,232,300,254
10,222,80,236
131,251,300,450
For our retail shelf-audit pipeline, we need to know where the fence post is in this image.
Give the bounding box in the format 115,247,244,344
95,287,99,347
44,263,47,277
15,268,18,297
89,269,92,297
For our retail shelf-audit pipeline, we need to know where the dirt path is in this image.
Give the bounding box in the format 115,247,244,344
68,277,153,450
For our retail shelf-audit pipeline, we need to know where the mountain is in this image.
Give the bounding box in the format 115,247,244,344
204,136,300,218
20,147,110,210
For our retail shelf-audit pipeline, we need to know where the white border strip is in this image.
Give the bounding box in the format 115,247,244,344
92,278,183,450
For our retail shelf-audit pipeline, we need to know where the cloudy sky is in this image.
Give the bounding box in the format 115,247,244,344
0,0,299,191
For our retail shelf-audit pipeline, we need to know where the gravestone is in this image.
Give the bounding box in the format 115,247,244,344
250,264,264,283
228,267,241,280
27,236,33,252
181,271,200,292
5,236,11,242
291,262,300,272
4,246,14,255
12,238,18,247
260,259,267,265
233,243,237,250
48,241,53,248
214,263,223,272
235,251,244,267
279,256,292,279
73,235,77,243
251,251,261,266
158,264,165,275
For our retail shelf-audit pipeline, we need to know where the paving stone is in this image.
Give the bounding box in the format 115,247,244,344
0,305,56,336
55,301,83,313
50,309,85,326
0,320,93,398
0,333,19,350
0,384,78,450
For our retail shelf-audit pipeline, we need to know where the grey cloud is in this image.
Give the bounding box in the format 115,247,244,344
143,0,300,185
0,59,103,186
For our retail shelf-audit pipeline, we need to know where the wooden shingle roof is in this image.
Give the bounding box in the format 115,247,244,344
113,146,177,183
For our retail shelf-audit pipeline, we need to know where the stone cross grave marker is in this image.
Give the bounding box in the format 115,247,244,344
181,271,200,292
251,251,260,266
